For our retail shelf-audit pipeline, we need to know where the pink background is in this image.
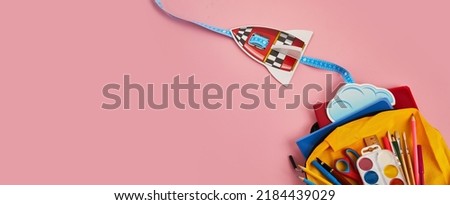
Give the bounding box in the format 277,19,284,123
1,0,449,184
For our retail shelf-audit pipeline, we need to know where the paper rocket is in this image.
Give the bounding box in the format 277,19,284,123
231,26,312,85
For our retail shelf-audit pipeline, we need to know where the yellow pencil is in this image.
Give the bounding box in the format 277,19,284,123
395,131,411,185
403,132,416,185
297,165,332,185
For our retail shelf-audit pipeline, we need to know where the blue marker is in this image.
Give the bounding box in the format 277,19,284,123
311,160,342,185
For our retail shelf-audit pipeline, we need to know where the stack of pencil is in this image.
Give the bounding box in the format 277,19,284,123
385,114,424,185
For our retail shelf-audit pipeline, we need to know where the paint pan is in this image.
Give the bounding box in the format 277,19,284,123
356,145,406,185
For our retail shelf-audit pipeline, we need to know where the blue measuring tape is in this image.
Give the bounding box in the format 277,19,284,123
154,0,354,84
300,56,354,83
154,0,232,38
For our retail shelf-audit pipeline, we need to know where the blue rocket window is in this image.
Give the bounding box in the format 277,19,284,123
249,33,269,50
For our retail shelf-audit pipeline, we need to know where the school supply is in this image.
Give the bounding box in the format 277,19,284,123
290,155,317,185
334,148,362,184
402,132,416,185
382,136,393,152
417,145,425,185
411,115,420,184
391,134,402,164
289,155,297,170
387,131,395,152
301,108,450,185
297,165,332,185
394,131,411,185
316,158,352,185
356,145,406,185
311,160,342,185
364,135,380,147
299,176,316,185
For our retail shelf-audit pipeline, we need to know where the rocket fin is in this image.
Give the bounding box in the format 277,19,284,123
265,64,295,86
285,30,313,45
271,44,303,60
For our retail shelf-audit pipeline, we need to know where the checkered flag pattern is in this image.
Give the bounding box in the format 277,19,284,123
234,27,252,46
275,32,295,46
265,50,286,69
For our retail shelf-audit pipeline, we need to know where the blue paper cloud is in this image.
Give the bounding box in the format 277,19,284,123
326,84,396,122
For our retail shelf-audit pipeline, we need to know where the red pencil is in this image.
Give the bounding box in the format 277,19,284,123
382,136,393,152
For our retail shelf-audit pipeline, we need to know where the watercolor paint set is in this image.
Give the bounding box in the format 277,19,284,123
356,145,406,185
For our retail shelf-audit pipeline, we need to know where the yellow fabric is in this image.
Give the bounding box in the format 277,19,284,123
306,108,450,185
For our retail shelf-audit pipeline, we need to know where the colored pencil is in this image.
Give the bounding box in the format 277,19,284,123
395,131,411,185
402,132,416,185
382,136,393,152
299,176,316,185
391,139,406,182
411,115,420,184
297,165,333,185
